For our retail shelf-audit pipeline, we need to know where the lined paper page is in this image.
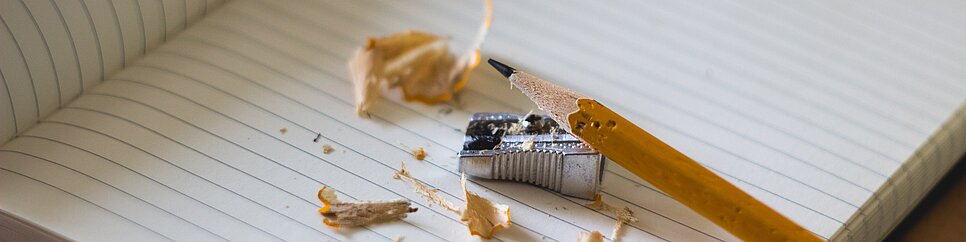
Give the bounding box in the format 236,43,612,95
0,0,224,144
1,0,965,241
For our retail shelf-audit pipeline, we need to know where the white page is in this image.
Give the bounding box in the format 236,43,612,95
0,0,221,144
1,0,965,241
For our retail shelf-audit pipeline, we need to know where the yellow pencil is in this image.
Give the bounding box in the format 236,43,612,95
488,59,821,242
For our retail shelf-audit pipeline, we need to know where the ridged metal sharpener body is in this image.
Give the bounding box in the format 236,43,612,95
457,113,606,200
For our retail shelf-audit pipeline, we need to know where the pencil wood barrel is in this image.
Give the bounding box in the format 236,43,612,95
568,98,820,242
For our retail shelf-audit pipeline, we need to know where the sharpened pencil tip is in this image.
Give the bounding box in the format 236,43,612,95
487,58,515,78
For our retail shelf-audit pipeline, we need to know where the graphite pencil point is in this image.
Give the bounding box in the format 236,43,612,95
487,58,516,78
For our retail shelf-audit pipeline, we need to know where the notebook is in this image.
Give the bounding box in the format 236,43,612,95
2,0,965,241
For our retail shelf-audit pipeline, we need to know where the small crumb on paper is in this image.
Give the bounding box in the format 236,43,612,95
322,144,334,154
439,106,454,115
587,195,638,240
348,0,493,116
578,231,605,242
317,186,417,227
412,147,427,160
279,127,287,135
393,163,461,213
460,174,511,239
394,164,511,239
393,235,404,242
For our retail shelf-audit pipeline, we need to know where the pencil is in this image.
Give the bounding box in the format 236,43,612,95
488,59,820,241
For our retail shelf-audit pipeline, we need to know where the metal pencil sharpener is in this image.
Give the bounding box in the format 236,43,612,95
457,112,606,200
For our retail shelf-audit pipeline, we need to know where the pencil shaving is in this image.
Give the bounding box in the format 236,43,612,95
322,144,334,154
578,231,605,242
587,195,638,241
348,0,493,116
505,110,532,135
460,174,511,239
393,163,461,213
317,186,417,227
318,186,341,205
393,164,511,239
521,136,536,151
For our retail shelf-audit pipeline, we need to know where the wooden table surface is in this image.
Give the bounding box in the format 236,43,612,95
885,155,966,242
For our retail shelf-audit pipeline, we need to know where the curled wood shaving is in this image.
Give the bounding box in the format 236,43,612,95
318,186,341,205
505,123,525,135
460,174,511,239
505,110,533,135
578,231,605,242
587,195,639,241
348,0,493,116
393,164,511,239
317,186,417,227
393,163,461,214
